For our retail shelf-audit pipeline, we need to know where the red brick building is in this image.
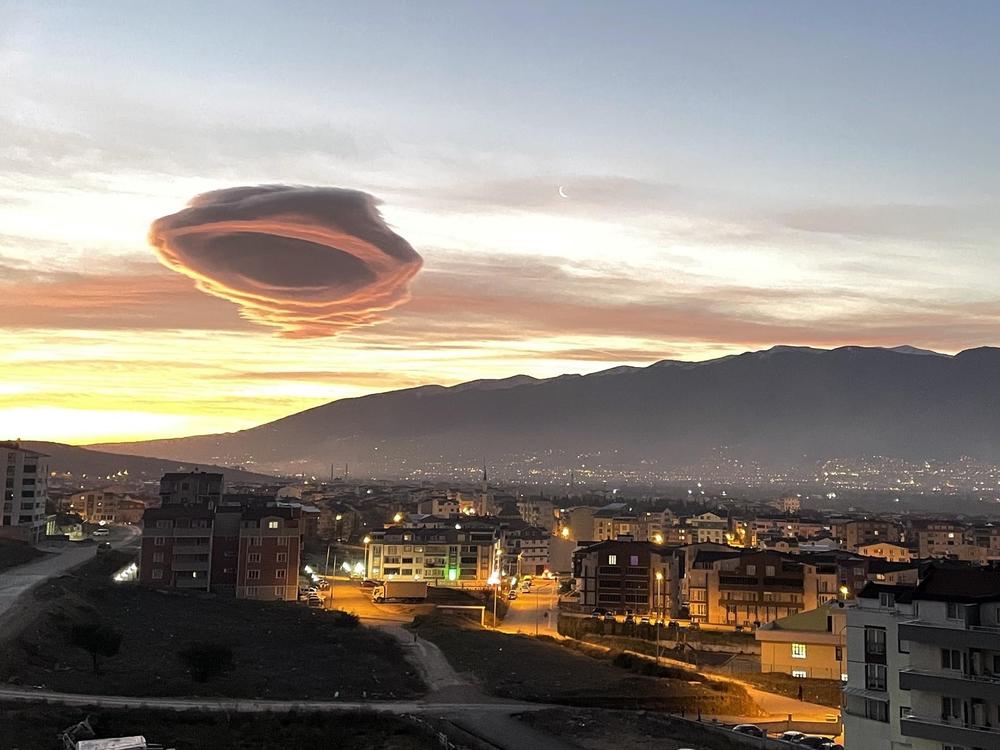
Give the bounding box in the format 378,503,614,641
235,507,301,601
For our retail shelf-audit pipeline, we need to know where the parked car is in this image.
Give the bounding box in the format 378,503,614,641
778,731,807,743
306,596,323,608
590,608,608,618
92,527,110,537
507,590,518,600
360,578,380,588
639,615,651,624
731,724,766,737
796,737,836,749
624,613,636,624
602,612,616,622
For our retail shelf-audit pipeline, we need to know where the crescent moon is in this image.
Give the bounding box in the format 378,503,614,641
558,186,569,199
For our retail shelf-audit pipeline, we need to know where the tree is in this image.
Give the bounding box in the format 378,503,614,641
177,642,235,683
69,622,123,675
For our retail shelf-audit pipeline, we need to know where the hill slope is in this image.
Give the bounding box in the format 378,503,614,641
90,345,1000,475
24,442,277,483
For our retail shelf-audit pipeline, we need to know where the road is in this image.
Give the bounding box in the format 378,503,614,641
497,580,560,637
0,525,140,626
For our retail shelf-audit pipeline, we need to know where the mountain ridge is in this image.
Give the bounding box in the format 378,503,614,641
87,345,1000,476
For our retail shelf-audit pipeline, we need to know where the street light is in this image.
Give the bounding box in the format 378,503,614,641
488,570,501,628
655,571,664,665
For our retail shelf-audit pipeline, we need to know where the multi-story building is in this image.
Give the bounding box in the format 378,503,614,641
417,496,459,517
685,549,823,627
687,512,729,545
505,525,550,576
235,506,301,601
756,601,848,680
857,542,912,562
573,539,681,618
592,503,645,541
365,522,502,588
516,498,556,533
561,506,597,541
912,519,968,559
970,524,1000,560
159,471,224,507
63,489,146,525
839,519,904,552
1,441,49,542
845,567,1000,750
139,479,303,601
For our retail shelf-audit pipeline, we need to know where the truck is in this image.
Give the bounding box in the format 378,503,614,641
372,580,428,603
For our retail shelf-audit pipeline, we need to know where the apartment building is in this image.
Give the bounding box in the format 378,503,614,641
573,539,681,618
688,512,729,544
504,524,550,576
64,489,146,525
139,491,303,601
365,522,502,588
756,601,848,680
516,498,556,532
0,441,49,542
858,542,912,562
685,549,824,626
838,519,904,552
159,471,224,507
592,503,646,541
235,506,301,601
417,496,459,517
912,519,968,559
845,567,1000,750
561,506,597,541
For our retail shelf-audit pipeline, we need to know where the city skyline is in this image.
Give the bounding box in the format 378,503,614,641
3,1,1000,443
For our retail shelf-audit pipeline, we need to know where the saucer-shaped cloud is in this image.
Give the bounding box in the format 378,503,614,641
149,185,422,337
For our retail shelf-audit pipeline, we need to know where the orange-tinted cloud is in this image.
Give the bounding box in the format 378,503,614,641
149,186,423,337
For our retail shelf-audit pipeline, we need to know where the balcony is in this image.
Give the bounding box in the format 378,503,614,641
172,559,210,572
175,577,210,589
900,715,1000,750
899,668,1000,701
172,544,210,555
899,620,1000,650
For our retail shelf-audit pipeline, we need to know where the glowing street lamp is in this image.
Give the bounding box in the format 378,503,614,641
392,512,403,523
655,570,664,664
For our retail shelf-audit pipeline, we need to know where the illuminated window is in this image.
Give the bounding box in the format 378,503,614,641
792,643,807,659
792,670,807,678
268,520,279,529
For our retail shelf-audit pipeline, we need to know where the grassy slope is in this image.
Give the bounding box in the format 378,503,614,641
0,540,48,573
0,553,424,699
0,704,439,750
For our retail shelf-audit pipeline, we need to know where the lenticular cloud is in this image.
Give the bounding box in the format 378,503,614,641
149,185,423,337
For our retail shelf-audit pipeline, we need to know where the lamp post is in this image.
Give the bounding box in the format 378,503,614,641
488,570,501,628
655,570,664,665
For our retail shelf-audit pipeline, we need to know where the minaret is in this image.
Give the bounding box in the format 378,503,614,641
569,469,576,498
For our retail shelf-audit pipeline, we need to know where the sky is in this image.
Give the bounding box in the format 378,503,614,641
2,1,999,444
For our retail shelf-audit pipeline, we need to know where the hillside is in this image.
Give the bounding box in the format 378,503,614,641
90,345,1000,475
23,441,277,483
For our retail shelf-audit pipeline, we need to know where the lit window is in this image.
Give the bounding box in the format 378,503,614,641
792,670,807,678
608,554,617,565
792,643,807,659
268,520,279,529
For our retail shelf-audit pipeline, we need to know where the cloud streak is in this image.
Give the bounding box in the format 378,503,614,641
149,185,423,337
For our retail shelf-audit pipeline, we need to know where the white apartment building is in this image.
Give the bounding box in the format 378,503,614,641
366,521,502,588
1,442,49,543
844,567,1000,750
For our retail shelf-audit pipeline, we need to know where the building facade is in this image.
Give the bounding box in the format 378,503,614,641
1,441,49,542
365,522,502,588
573,540,681,618
756,602,848,680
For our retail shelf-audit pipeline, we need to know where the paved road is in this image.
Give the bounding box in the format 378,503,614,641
0,526,140,624
497,580,561,637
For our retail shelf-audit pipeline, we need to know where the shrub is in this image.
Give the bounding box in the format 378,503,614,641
177,642,235,683
68,621,123,674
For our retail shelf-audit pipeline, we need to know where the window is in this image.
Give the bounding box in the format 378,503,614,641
765,565,776,577
608,554,617,565
275,569,285,579
247,570,261,580
154,537,165,546
250,536,262,546
276,553,287,563
941,648,962,670
267,520,279,529
942,696,961,719
865,663,887,691
878,592,895,608
275,587,284,597
898,637,910,654
151,569,163,580
152,553,164,563
248,552,261,563
946,602,963,620
791,670,807,678
277,536,288,546
864,626,886,657
746,565,756,575
792,643,807,659
865,698,888,722
835,646,843,662
629,555,639,566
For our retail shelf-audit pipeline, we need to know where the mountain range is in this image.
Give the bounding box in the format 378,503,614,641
90,345,1000,477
